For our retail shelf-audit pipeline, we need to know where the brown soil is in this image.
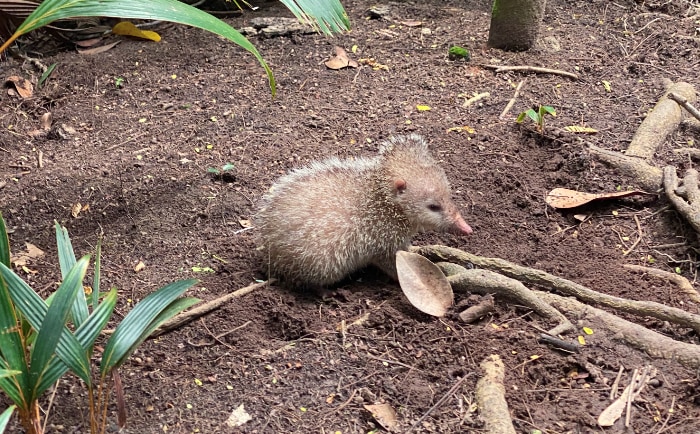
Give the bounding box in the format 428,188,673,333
2,0,700,432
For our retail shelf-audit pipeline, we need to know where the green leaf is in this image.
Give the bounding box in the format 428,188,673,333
0,405,16,433
0,265,29,408
279,0,350,35
222,163,235,172
0,213,10,268
0,259,93,388
55,222,88,327
28,256,91,399
38,62,57,88
91,239,102,311
36,288,118,393
207,168,220,174
526,109,540,124
515,112,527,123
1,0,277,95
101,279,197,376
0,369,21,379
541,105,556,116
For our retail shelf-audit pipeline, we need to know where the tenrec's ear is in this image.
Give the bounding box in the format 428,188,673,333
394,179,407,193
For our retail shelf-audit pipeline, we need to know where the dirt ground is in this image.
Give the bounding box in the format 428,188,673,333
1,0,700,432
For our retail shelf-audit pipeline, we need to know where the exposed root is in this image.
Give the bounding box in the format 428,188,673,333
475,355,516,434
663,166,700,235
437,262,573,335
625,81,696,161
414,245,700,334
538,292,700,369
624,264,700,304
588,144,662,191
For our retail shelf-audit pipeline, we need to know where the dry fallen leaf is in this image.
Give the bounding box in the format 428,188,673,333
78,41,121,55
396,251,453,317
363,403,398,431
12,243,45,267
134,261,146,273
324,46,358,70
40,112,52,130
358,57,389,71
545,188,652,209
5,75,34,98
71,202,82,218
400,20,423,27
112,21,161,42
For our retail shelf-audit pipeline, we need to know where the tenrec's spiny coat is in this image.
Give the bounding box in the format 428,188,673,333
255,134,472,288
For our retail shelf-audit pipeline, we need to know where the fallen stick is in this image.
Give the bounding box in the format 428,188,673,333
538,291,700,369
667,91,700,122
475,355,516,434
481,64,578,80
499,79,525,119
414,245,700,334
151,279,272,337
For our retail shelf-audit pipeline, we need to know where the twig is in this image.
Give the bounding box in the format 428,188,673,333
462,92,490,108
500,79,525,119
654,397,676,434
474,355,516,434
407,374,470,433
610,366,625,400
151,279,272,337
668,91,700,122
481,64,578,80
622,215,643,256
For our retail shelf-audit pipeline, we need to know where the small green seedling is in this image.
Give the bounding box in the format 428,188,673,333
448,45,470,61
207,162,236,182
516,105,556,134
115,77,125,88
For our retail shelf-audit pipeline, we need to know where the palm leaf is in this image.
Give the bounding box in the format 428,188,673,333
0,0,276,94
0,259,93,387
0,405,16,433
279,0,349,34
55,221,88,327
100,279,197,376
27,256,91,399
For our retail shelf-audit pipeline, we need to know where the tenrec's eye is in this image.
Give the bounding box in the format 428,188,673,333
428,204,442,212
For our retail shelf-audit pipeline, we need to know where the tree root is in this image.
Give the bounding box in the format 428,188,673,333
415,245,700,334
475,355,516,434
538,292,700,369
623,264,700,304
663,166,700,235
437,262,573,335
588,144,662,191
625,81,696,161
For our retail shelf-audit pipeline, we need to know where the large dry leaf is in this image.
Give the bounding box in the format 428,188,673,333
363,403,398,431
545,187,651,209
5,75,34,98
396,251,453,317
78,41,121,55
324,46,358,70
11,242,45,267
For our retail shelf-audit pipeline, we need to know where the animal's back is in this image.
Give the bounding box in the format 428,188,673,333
255,134,472,289
256,156,380,287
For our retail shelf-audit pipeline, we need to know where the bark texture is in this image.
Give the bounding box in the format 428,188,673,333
488,0,546,51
